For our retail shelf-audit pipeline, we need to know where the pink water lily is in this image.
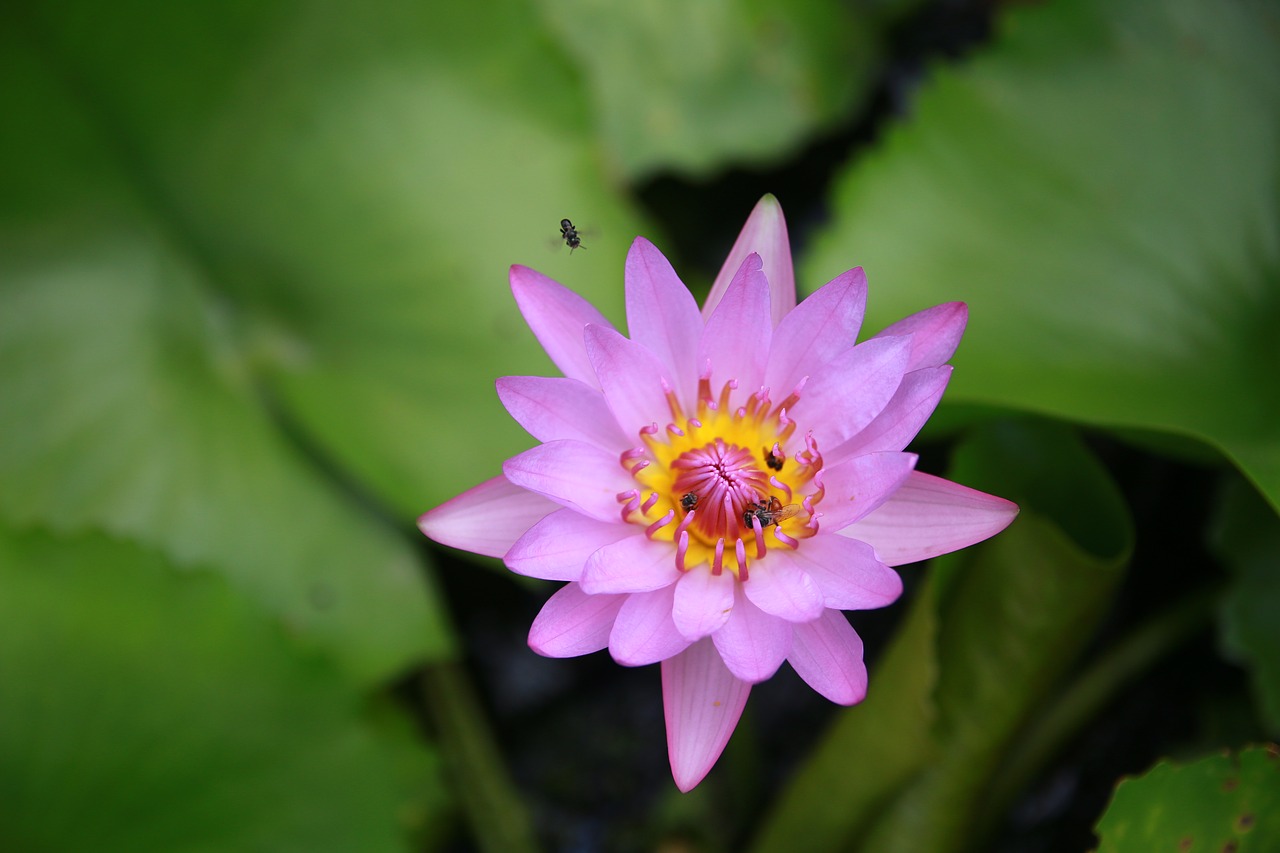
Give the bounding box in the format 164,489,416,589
420,196,1018,791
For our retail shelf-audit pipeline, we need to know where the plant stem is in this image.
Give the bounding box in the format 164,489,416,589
419,661,540,853
984,585,1221,823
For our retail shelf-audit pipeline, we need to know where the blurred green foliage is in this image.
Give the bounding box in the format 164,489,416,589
0,0,1277,849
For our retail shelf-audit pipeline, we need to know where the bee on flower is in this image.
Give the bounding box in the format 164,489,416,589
420,195,1018,791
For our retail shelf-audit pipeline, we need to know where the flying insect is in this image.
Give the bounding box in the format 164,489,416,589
560,218,584,253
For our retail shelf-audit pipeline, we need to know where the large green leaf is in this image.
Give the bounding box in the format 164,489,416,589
2,0,651,521
532,0,895,178
803,0,1280,511
1095,745,1280,852
1213,478,1280,734
0,0,667,675
752,420,1132,852
0,525,445,852
0,194,446,681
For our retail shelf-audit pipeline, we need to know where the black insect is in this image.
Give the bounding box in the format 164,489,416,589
560,218,584,253
680,492,699,512
742,496,800,530
764,446,784,472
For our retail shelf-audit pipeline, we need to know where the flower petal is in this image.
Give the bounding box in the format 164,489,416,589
625,237,703,407
704,194,795,327
662,639,752,792
796,335,912,449
672,567,737,642
712,586,791,683
764,267,867,395
609,584,692,666
872,301,968,371
778,535,902,610
419,475,556,558
742,560,824,623
580,535,681,595
828,366,952,461
502,439,633,522
839,471,1020,566
505,508,636,581
584,324,675,436
510,265,616,387
496,376,631,450
788,610,868,705
528,582,626,658
816,451,919,531
697,253,772,392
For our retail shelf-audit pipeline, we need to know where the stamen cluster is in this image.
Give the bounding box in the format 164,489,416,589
617,375,825,579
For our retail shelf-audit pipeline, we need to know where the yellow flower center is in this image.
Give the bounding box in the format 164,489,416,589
616,375,825,579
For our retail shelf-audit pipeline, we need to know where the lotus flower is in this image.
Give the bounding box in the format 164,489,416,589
420,196,1018,791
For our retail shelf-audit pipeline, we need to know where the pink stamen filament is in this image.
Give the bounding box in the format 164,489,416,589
770,476,792,501
674,509,696,538
774,528,799,548
712,539,724,575
646,510,675,538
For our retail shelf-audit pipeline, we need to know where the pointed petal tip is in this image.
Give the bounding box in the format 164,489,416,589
417,475,557,558
662,640,752,793
672,764,710,793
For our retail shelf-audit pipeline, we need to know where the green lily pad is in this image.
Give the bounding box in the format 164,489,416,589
0,0,668,675
2,0,651,521
532,0,895,178
803,0,1280,512
1095,745,1280,852
0,525,446,852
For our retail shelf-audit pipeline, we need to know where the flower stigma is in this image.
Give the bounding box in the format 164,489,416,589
617,372,826,579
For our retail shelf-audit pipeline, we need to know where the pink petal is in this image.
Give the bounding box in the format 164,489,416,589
764,267,867,395
704,195,795,327
697,253,772,393
816,451,919,531
419,475,556,558
828,367,952,462
496,376,630,450
584,324,675,437
528,583,626,658
872,302,968,371
742,560,824,623
711,586,792,683
510,265,616,387
505,508,636,581
579,535,681,595
502,439,633,522
776,535,902,610
672,567,737,642
662,639,752,792
839,471,1020,567
609,584,692,666
624,237,703,407
788,610,868,705
796,335,911,450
